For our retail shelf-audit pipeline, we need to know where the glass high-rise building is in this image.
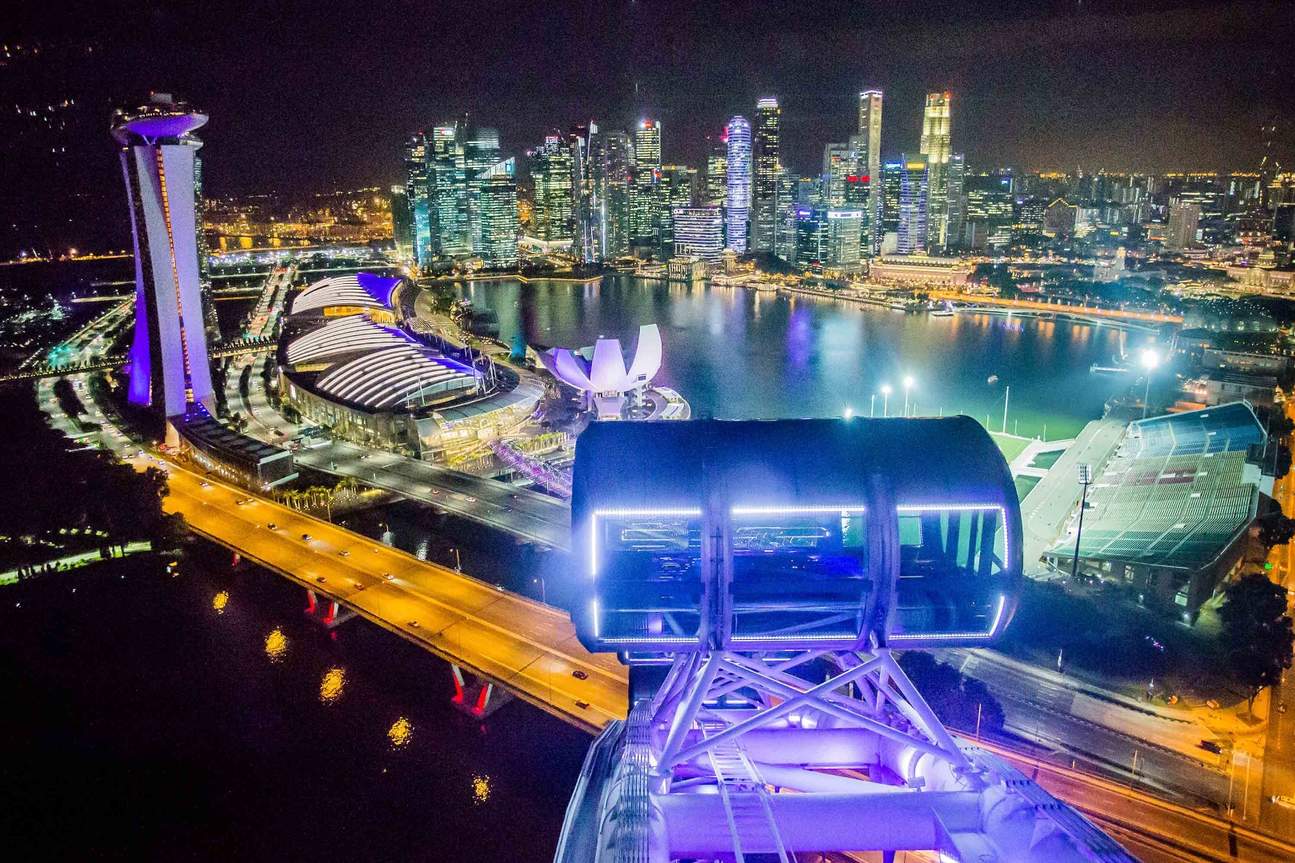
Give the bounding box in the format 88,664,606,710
657,165,695,254
478,158,519,268
429,124,471,258
857,90,883,252
569,122,597,263
671,206,724,263
464,127,502,255
111,94,215,416
405,132,432,265
591,129,632,259
823,141,856,208
724,116,752,253
705,137,727,208
752,98,782,253
896,157,929,255
630,120,662,249
945,153,966,249
531,134,575,243
920,91,953,250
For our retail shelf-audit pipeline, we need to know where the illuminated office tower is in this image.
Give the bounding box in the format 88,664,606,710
671,206,724,262
724,116,752,252
531,134,575,242
591,128,632,259
751,98,782,252
792,206,827,269
705,137,727,208
857,89,883,251
478,158,519,268
920,91,953,249
823,141,856,208
630,120,662,249
111,93,215,416
569,122,597,262
825,209,864,268
405,132,432,264
657,165,695,254
390,184,413,259
1166,200,1202,249
428,124,471,257
896,156,930,255
945,153,966,249
464,127,502,255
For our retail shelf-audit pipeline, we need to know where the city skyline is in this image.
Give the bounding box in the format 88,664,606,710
4,1,1293,209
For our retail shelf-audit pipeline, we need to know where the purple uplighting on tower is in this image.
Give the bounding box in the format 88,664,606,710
111,93,214,416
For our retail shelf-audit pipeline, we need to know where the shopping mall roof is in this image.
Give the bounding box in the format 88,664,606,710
289,272,401,316
285,314,413,366
316,344,479,411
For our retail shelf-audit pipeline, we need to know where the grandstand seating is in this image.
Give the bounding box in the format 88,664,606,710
1049,402,1265,572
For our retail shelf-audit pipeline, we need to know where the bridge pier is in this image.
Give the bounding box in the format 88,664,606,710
450,664,512,719
303,588,355,628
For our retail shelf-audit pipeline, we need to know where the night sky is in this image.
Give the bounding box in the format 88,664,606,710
3,0,1293,236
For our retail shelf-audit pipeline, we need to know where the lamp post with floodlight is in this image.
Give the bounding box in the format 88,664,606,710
903,375,915,417
1071,463,1094,582
881,384,892,417
1141,348,1160,419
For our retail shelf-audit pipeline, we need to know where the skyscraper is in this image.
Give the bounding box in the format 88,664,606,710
478,158,519,268
896,157,930,255
724,116,752,253
944,153,967,249
671,206,725,263
405,133,432,265
751,98,782,253
823,141,855,208
630,120,662,249
919,91,953,250
857,90,883,252
1166,200,1202,250
111,93,215,416
657,165,695,254
705,137,728,208
464,127,502,255
591,128,633,259
531,134,575,242
569,122,597,263
428,124,471,258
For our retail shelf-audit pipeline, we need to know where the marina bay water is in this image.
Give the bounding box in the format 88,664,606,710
455,275,1148,441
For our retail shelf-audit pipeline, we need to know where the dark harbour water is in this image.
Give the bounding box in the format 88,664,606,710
455,275,1149,440
0,545,589,861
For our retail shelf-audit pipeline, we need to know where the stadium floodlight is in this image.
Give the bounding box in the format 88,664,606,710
903,375,916,416
1140,347,1160,418
880,383,892,417
1071,463,1094,581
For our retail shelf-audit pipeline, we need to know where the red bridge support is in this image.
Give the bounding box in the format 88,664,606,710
449,664,512,719
303,588,355,628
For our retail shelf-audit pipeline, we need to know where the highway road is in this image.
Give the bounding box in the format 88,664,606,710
950,648,1230,809
151,456,622,732
295,441,570,549
1258,398,1295,836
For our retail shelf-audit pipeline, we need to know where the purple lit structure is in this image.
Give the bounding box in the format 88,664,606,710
555,418,1134,863
112,94,214,416
539,324,662,419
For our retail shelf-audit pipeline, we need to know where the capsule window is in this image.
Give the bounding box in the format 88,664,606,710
590,511,703,644
890,505,1008,641
730,508,870,643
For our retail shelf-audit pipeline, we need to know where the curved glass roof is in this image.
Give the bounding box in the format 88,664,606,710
289,273,401,315
316,344,478,410
285,314,411,366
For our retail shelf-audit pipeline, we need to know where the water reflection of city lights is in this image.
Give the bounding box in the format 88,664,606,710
212,590,229,615
264,628,288,662
319,667,346,704
471,773,492,805
388,716,413,748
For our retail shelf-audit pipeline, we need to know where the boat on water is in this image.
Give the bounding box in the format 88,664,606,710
929,307,955,317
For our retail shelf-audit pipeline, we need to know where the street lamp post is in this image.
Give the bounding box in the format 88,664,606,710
1140,347,1160,420
903,376,915,418
870,393,876,418
1071,463,1094,582
881,384,892,417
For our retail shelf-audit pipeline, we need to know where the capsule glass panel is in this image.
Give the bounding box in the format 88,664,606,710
730,507,871,643
889,505,1009,641
590,511,703,644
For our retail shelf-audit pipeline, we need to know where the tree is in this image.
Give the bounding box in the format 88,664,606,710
1219,574,1294,711
1259,513,1295,549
